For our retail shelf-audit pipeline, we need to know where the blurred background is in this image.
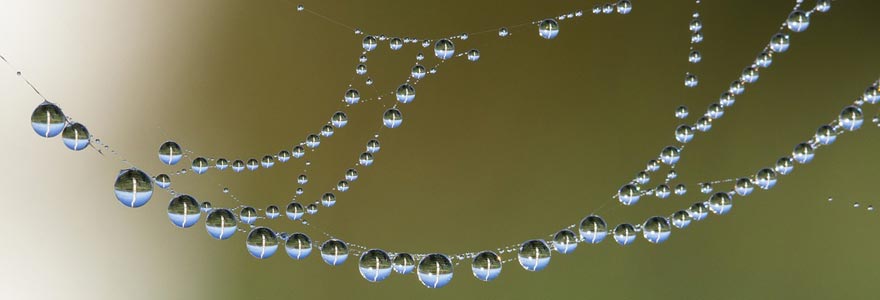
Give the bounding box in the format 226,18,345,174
2,0,880,299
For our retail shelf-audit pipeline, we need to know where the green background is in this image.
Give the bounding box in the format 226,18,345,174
2,0,880,299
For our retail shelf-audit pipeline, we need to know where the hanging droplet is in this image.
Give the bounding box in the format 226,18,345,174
498,27,509,37
392,253,416,274
730,80,746,95
655,184,672,198
286,202,304,220
389,37,403,50
305,134,321,148
839,106,864,131
786,10,810,32
518,240,551,271
362,36,377,51
734,178,755,196
815,0,831,12
114,168,154,208
643,216,671,243
434,39,455,60
770,33,791,53
538,19,559,39
708,192,733,215
396,84,416,104
467,49,480,62
167,195,200,228
240,206,257,225
345,168,359,181
616,0,633,14
278,150,291,162
265,205,280,219
285,233,312,260
814,125,837,145
320,239,349,266
418,254,454,288
471,251,502,282
700,182,713,194
707,103,724,119
246,158,259,171
552,229,578,254
696,116,712,132
30,101,66,138
613,224,637,246
675,125,695,143
675,105,689,119
366,139,381,153
292,146,306,158
205,208,237,240
685,73,698,88
675,184,687,196
246,227,279,259
383,109,403,128
618,184,640,206
344,89,360,105
216,158,229,170
331,111,348,128
756,51,773,68
755,168,778,190
688,50,702,63
671,210,692,229
191,157,209,174
321,192,336,207
356,64,367,75
158,141,183,165
412,65,426,79
337,180,350,192
61,122,90,151
199,201,212,213
741,67,760,83
320,125,335,137
359,249,393,282
688,202,709,221
359,152,374,166
689,19,703,32
792,143,815,164
775,157,795,175
660,146,681,165
579,215,607,244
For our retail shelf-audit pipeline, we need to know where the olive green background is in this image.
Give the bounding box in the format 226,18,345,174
2,0,880,299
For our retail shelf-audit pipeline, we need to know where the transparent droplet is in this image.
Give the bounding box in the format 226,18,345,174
286,202,304,220
389,37,403,50
735,178,755,196
613,224,637,246
689,19,702,32
786,10,810,32
392,253,416,274
815,0,831,12
61,122,90,151
691,31,704,43
321,192,336,207
216,158,229,170
471,251,502,282
336,180,350,192
418,254,454,288
518,240,551,271
358,152,374,166
362,36,377,51
359,249,392,282
671,210,692,229
31,101,66,138
552,229,578,254
635,171,650,185
278,150,291,162
205,208,237,240
231,160,245,172
675,184,687,196
344,89,360,105
285,233,312,260
240,206,257,225
675,105,689,119
775,157,795,175
383,109,403,128
720,92,736,107
158,141,183,165
756,51,773,68
655,184,671,199
345,168,359,181
618,184,640,206
114,168,154,208
755,168,778,190
191,157,209,174
708,192,733,215
331,111,348,128
320,239,349,266
696,116,712,132
675,125,695,143
729,80,746,95
292,146,306,158
792,143,815,164
356,64,367,75
616,0,633,14
839,106,864,131
246,158,259,171
366,139,381,154
538,19,559,39
707,103,724,119
305,134,321,148
815,125,837,145
306,204,318,214
467,49,480,62
411,65,426,79
434,39,455,60
396,84,416,104
265,205,280,219
685,73,698,88
643,216,671,243
688,202,709,221
167,195,200,228
660,146,681,165
579,215,607,244
770,33,791,53
498,27,509,37
741,66,759,83
199,201,212,213
246,227,279,259
700,182,713,194
688,50,702,63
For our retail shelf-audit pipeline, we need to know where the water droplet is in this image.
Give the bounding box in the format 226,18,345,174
618,184,640,205
467,49,480,62
755,168,778,190
671,210,692,229
708,192,733,215
240,206,257,225
30,101,65,138
320,239,349,266
389,38,403,51
359,249,393,282
471,251,502,282
114,168,154,208
538,19,559,39
770,33,791,53
518,240,551,271
191,157,209,174
167,195,200,228
613,224,637,246
688,202,709,221
265,205,280,219
815,125,837,145
362,36,377,51
321,192,336,207
685,73,699,87
552,229,578,254
216,158,229,170
246,158,259,171
688,50,702,63
643,217,671,243
735,178,755,196
839,106,864,131
815,0,831,12
392,253,416,274
383,109,403,128
786,10,810,32
434,39,455,60
205,208,237,240
286,202,304,220
331,111,348,128
775,157,795,175
344,89,360,105
411,65,426,79
246,227,279,259
158,141,183,165
358,152,374,166
616,0,633,14
418,254,454,288
285,233,312,260
675,125,695,143
61,122,90,151
396,84,415,104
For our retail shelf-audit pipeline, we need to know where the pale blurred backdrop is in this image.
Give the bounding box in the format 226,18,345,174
2,0,880,299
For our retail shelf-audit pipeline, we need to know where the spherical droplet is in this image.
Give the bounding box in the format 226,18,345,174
362,36,377,51
671,210,692,229
616,0,633,14
471,251,502,282
216,158,229,170
643,217,671,243
688,202,709,221
320,239,349,266
158,141,182,165
344,89,360,105
383,109,403,128
389,38,403,51
332,111,348,128
552,229,578,254
579,215,608,244
467,49,480,62
775,157,795,175
613,224,637,246
675,125,694,143
321,192,336,207
786,10,810,32
337,180,350,192
434,39,455,60
792,143,815,164
655,184,672,199
839,106,863,131
265,205,280,219
366,139,381,153
755,168,778,190
359,249,393,282
815,125,837,145
191,157,209,174
305,134,321,148
232,160,245,172
735,178,755,196
286,202,304,220
688,50,702,63
278,150,291,162
770,33,791,53
538,19,559,39
246,227,279,259
167,195,200,228
321,125,335,137
292,146,306,158
618,184,641,206
284,232,312,260
417,254,454,288
675,105,689,119
708,192,734,215
31,101,66,138
114,168,154,208
685,73,698,88
660,146,681,165
518,240,551,271
240,206,257,225
61,122,90,151
396,84,416,104
205,208,237,240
